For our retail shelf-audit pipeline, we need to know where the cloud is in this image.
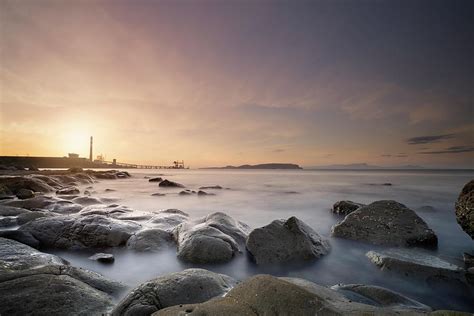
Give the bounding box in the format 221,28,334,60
406,134,455,145
418,146,474,154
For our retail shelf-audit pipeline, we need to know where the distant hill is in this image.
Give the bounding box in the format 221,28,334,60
307,163,424,170
202,163,303,170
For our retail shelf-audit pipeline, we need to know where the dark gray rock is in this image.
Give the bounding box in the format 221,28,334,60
72,195,103,206
0,217,17,228
0,230,39,248
16,188,35,199
89,253,115,264
19,214,141,249
149,177,163,182
16,210,56,225
159,179,185,188
246,216,329,265
4,195,82,214
331,200,438,247
197,190,215,196
366,249,468,284
455,180,474,239
112,268,236,316
173,212,249,263
0,237,67,272
56,186,81,195
332,200,364,215
331,284,431,312
199,185,223,190
0,205,30,216
78,204,134,217
0,176,54,194
127,229,173,252
179,190,193,195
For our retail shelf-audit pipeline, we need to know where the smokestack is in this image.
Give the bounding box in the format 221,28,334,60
89,136,93,161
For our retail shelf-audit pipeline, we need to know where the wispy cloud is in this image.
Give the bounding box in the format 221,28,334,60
419,146,474,154
406,134,455,145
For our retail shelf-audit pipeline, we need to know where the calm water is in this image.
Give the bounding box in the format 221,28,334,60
46,169,473,311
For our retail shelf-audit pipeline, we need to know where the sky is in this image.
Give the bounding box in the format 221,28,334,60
0,0,473,168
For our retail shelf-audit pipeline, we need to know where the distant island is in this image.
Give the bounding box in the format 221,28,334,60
306,163,424,170
202,163,303,170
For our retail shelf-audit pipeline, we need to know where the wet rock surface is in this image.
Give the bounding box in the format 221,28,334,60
19,214,141,249
112,268,236,316
332,200,365,215
127,228,173,252
155,274,437,316
173,212,250,263
89,252,115,263
331,200,438,247
366,249,468,284
159,179,185,188
455,180,474,239
246,216,330,264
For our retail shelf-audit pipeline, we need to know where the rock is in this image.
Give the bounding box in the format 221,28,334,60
455,180,474,239
159,179,185,188
331,284,431,312
19,214,141,249
174,212,250,263
127,229,173,252
0,237,68,272
16,188,35,199
0,230,40,248
0,262,125,315
0,205,30,216
105,188,116,192
463,252,474,268
79,204,134,217
198,190,215,196
56,186,80,195
0,273,114,315
0,217,17,228
0,176,54,194
17,210,56,225
199,185,223,190
332,200,365,215
4,195,82,214
27,166,39,171
148,209,189,231
246,216,330,264
152,193,165,196
331,200,438,247
155,275,381,316
149,177,163,182
89,253,115,264
179,190,193,195
72,195,103,206
366,249,468,285
112,268,236,316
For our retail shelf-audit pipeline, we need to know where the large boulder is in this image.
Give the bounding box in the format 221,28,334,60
112,268,236,316
173,212,250,263
0,237,67,272
0,230,40,248
331,200,438,247
0,263,125,316
455,180,474,239
246,216,330,264
16,188,35,199
332,200,365,215
4,195,83,213
0,273,114,315
366,249,468,285
19,214,141,249
56,186,81,195
127,229,173,252
0,205,30,216
155,275,434,315
0,176,54,194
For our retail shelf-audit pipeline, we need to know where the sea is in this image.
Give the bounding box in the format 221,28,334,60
46,169,474,311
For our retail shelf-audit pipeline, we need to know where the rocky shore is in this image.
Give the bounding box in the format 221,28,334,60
0,169,472,315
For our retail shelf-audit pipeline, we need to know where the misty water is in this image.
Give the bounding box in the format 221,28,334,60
47,169,473,311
